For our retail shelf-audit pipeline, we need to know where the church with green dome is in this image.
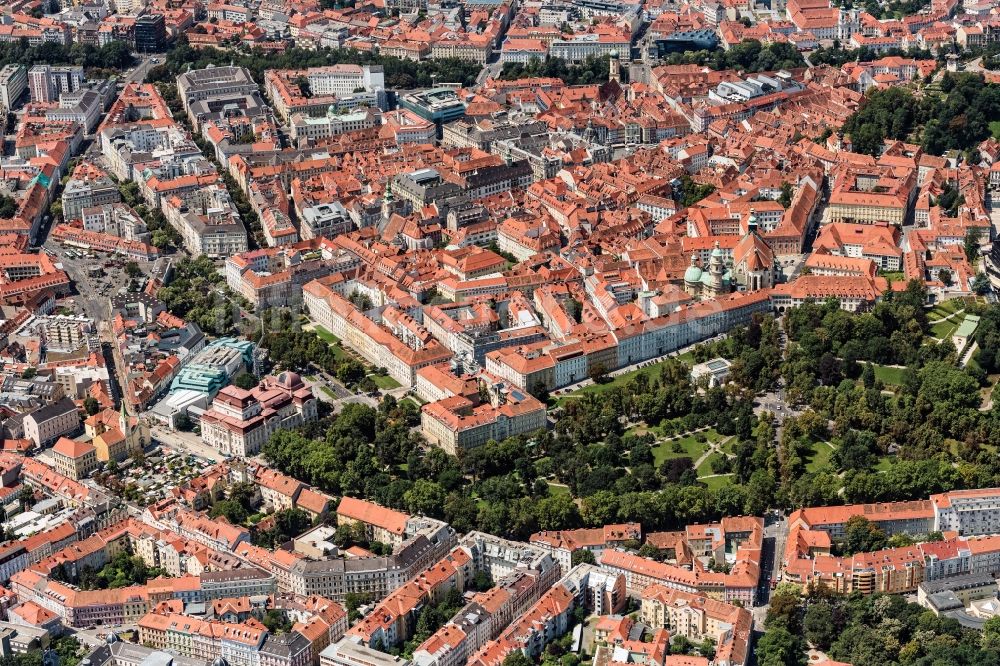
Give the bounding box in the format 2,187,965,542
683,241,731,298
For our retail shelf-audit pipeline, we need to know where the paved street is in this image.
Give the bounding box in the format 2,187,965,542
127,55,159,85
752,512,788,627
149,424,222,463
71,626,138,649
305,372,381,410
51,250,115,321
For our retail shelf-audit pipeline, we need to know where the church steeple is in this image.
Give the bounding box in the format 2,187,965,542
119,401,131,436
382,187,394,223
609,49,621,84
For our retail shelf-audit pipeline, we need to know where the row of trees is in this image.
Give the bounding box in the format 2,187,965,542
810,45,934,67
147,38,482,89
261,311,369,387
499,55,614,85
0,40,134,72
658,40,805,73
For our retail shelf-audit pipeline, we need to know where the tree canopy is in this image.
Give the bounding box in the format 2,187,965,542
658,40,805,72
760,589,1000,666
147,38,481,89
500,55,613,84
842,73,1000,156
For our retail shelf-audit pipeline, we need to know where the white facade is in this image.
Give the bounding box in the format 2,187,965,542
307,66,385,98
934,490,1000,536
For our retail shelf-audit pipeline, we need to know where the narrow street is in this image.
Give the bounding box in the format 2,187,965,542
752,512,788,628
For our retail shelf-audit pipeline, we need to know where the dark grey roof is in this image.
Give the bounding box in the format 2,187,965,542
26,397,77,424
919,572,997,595
944,609,987,630
259,631,310,658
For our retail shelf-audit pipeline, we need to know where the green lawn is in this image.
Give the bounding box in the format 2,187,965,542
991,120,1000,140
304,375,317,381
871,364,907,386
314,325,340,344
699,474,734,491
968,351,985,374
320,385,337,399
547,482,571,497
696,451,724,477
929,298,968,317
313,325,351,361
875,455,895,473
652,429,719,467
371,374,402,390
930,318,961,340
805,441,835,473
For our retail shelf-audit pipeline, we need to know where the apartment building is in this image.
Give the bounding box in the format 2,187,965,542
289,108,381,143
600,528,761,607
932,488,1000,536
303,283,452,387
813,221,903,271
162,186,249,259
28,65,84,104
62,172,122,222
23,397,80,447
347,546,474,648
826,165,917,226
285,520,457,601
548,34,631,63
487,291,771,392
50,436,98,480
321,640,410,666
256,467,304,512
46,89,104,133
803,252,878,278
0,64,27,111
640,586,751,666
465,564,622,666
788,499,935,539
784,532,972,596
335,497,410,547
139,612,312,666
265,67,385,121
224,241,358,311
530,524,642,573
770,274,887,313
412,564,559,666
